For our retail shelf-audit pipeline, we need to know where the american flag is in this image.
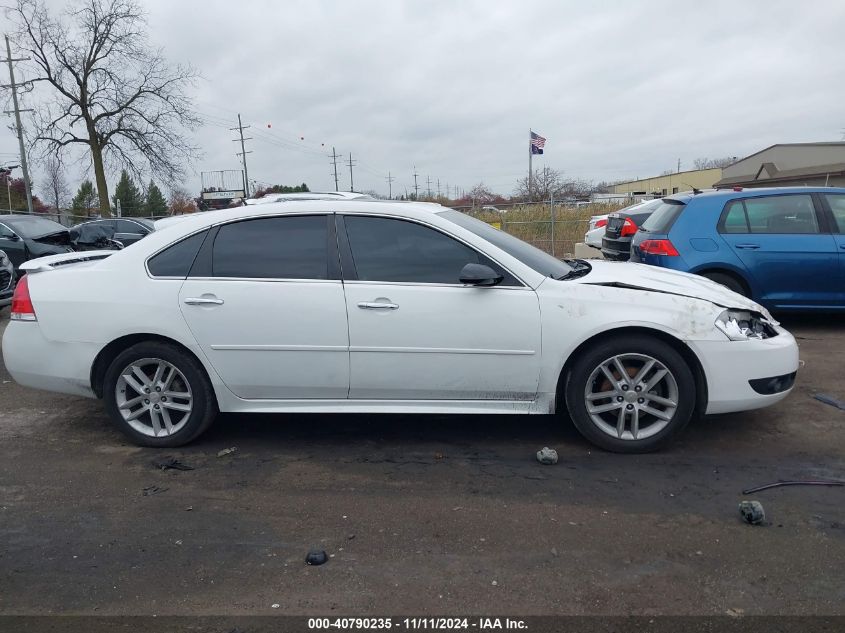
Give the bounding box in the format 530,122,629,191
530,131,546,155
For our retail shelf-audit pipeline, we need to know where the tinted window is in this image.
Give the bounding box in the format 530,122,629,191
117,219,149,234
744,194,818,234
438,210,570,279
824,194,845,233
148,230,208,277
345,216,494,284
720,200,749,233
212,215,327,279
74,222,115,244
640,201,686,233
0,223,16,239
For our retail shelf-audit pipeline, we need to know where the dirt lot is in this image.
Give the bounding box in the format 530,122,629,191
0,312,843,617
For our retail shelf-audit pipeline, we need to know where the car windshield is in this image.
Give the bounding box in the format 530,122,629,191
639,200,686,233
439,209,573,278
3,215,68,238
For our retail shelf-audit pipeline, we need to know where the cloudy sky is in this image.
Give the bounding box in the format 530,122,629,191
3,0,845,202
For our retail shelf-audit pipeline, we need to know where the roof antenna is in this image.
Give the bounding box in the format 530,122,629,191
682,182,702,194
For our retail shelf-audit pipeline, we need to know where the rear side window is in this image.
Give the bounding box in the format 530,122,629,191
640,201,686,233
824,194,845,232
720,195,819,235
148,230,208,278
720,200,750,233
345,216,504,284
212,215,328,279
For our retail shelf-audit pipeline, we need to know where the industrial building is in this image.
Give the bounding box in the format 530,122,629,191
714,142,845,188
609,168,722,197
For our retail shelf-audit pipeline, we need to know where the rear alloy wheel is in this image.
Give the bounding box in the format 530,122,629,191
701,272,747,297
565,335,696,453
103,342,217,447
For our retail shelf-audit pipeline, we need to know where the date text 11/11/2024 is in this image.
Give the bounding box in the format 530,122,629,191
307,617,528,630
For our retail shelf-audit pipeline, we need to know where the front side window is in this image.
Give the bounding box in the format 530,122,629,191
824,194,845,233
743,194,819,234
212,215,328,279
344,216,506,284
0,223,16,239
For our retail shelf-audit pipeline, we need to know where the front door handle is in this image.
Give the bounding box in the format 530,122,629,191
184,297,224,306
839,244,845,250
357,301,399,310
735,243,760,250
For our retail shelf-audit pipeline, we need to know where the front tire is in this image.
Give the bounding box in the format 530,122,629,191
103,341,217,447
564,335,696,453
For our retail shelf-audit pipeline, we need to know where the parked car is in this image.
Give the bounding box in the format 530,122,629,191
70,218,154,249
0,214,74,274
601,198,664,261
584,214,609,249
2,200,798,453
0,249,13,309
630,187,845,311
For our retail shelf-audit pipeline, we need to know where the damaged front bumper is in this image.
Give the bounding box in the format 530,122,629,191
688,325,800,415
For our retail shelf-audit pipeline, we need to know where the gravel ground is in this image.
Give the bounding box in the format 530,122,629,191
0,312,843,617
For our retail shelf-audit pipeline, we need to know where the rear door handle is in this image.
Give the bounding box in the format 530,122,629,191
735,243,760,250
357,301,399,310
184,297,224,306
839,244,845,250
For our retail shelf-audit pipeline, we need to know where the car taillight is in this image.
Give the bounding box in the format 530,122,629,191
595,219,607,228
620,217,638,237
639,239,680,257
10,275,37,321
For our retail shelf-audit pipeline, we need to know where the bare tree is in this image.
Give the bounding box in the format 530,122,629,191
693,156,736,169
514,167,593,202
469,182,496,205
43,155,70,212
8,0,201,216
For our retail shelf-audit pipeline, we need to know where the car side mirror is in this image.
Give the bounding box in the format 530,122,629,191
4,233,19,241
459,262,504,287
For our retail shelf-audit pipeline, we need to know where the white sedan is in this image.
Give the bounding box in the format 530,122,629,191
2,199,799,452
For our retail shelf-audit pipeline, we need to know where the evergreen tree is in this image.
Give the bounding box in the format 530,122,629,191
71,180,99,216
144,181,168,217
112,170,144,216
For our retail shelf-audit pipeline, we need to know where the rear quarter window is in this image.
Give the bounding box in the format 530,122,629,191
640,201,686,233
147,230,208,278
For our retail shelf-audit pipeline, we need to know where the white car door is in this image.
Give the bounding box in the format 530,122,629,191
177,214,349,399
338,214,541,401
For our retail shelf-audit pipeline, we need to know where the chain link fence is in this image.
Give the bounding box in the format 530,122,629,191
461,203,624,257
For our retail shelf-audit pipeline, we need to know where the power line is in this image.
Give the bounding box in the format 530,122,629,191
2,35,34,214
346,152,356,192
329,147,340,191
426,175,432,198
230,114,252,196
386,172,394,199
413,166,419,199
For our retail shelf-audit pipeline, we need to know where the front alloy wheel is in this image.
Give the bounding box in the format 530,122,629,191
565,335,696,453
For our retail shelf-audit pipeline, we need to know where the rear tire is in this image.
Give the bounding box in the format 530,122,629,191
103,341,217,447
701,271,747,297
564,335,696,453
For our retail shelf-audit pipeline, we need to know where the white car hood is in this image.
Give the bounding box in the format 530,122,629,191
575,260,765,313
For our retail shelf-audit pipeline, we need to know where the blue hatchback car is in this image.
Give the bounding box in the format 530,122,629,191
629,187,845,311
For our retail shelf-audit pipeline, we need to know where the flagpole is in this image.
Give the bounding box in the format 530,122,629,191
528,129,533,202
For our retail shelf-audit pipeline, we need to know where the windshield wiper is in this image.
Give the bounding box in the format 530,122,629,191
555,259,592,280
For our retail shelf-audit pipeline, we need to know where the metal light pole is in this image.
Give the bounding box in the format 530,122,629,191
2,164,20,212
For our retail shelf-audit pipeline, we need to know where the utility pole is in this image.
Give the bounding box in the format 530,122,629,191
230,114,252,197
346,152,356,192
329,147,340,191
677,158,681,173
426,175,432,198
437,178,441,198
2,35,34,215
412,166,419,199
385,172,394,199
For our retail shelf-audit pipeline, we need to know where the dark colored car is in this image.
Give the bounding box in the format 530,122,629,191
70,218,154,250
629,186,845,311
0,249,14,309
0,214,74,274
601,198,663,261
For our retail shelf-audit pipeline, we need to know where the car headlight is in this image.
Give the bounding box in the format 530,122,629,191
714,309,777,341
